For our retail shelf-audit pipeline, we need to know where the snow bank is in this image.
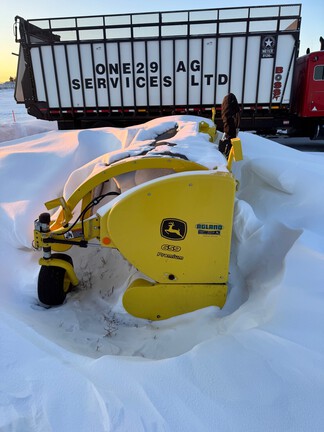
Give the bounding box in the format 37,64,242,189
0,120,57,144
1,113,324,431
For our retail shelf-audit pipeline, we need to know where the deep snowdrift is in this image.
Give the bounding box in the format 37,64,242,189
1,106,324,431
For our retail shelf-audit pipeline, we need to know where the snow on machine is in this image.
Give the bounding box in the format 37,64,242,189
33,116,243,320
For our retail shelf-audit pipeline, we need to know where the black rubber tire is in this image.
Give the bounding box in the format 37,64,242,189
38,253,73,306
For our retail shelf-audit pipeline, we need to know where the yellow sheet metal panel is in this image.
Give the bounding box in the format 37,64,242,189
123,279,227,321
107,170,236,284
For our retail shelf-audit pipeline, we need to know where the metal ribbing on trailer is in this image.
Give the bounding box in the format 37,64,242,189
38,47,49,107
144,40,150,108
186,12,190,109
172,39,176,110
130,15,137,110
240,36,248,108
228,37,234,94
270,37,278,110
241,8,250,108
158,13,163,111
48,19,62,114
281,43,297,106
199,38,204,107
75,17,86,109
116,41,124,111
63,44,74,111
268,7,282,110
255,37,262,111
103,17,112,112
90,43,99,114
277,6,299,108
213,10,219,106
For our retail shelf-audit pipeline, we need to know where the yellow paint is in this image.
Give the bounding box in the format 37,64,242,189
123,279,227,320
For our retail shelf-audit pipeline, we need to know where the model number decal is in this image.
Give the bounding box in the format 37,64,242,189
161,244,181,252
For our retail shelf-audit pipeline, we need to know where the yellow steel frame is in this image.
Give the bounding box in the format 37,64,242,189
34,157,209,250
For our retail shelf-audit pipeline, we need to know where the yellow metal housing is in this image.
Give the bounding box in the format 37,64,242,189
123,279,227,320
34,138,243,320
105,171,236,284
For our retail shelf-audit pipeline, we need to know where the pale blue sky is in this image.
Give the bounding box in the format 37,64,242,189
1,0,323,82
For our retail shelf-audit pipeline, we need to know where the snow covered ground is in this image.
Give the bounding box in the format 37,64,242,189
0,89,57,143
1,90,324,431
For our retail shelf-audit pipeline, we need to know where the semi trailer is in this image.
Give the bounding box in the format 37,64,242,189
14,4,324,137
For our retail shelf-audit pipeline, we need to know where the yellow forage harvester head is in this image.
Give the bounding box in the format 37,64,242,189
34,141,243,320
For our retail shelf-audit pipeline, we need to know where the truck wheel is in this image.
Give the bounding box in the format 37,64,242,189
38,253,74,306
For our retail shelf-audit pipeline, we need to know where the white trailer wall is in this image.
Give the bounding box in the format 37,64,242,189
25,2,300,111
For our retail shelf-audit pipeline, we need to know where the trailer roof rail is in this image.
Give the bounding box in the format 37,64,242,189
16,4,301,44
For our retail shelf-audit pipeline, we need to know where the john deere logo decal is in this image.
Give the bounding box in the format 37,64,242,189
161,218,187,241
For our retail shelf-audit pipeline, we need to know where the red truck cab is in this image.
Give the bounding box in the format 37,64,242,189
290,49,324,136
